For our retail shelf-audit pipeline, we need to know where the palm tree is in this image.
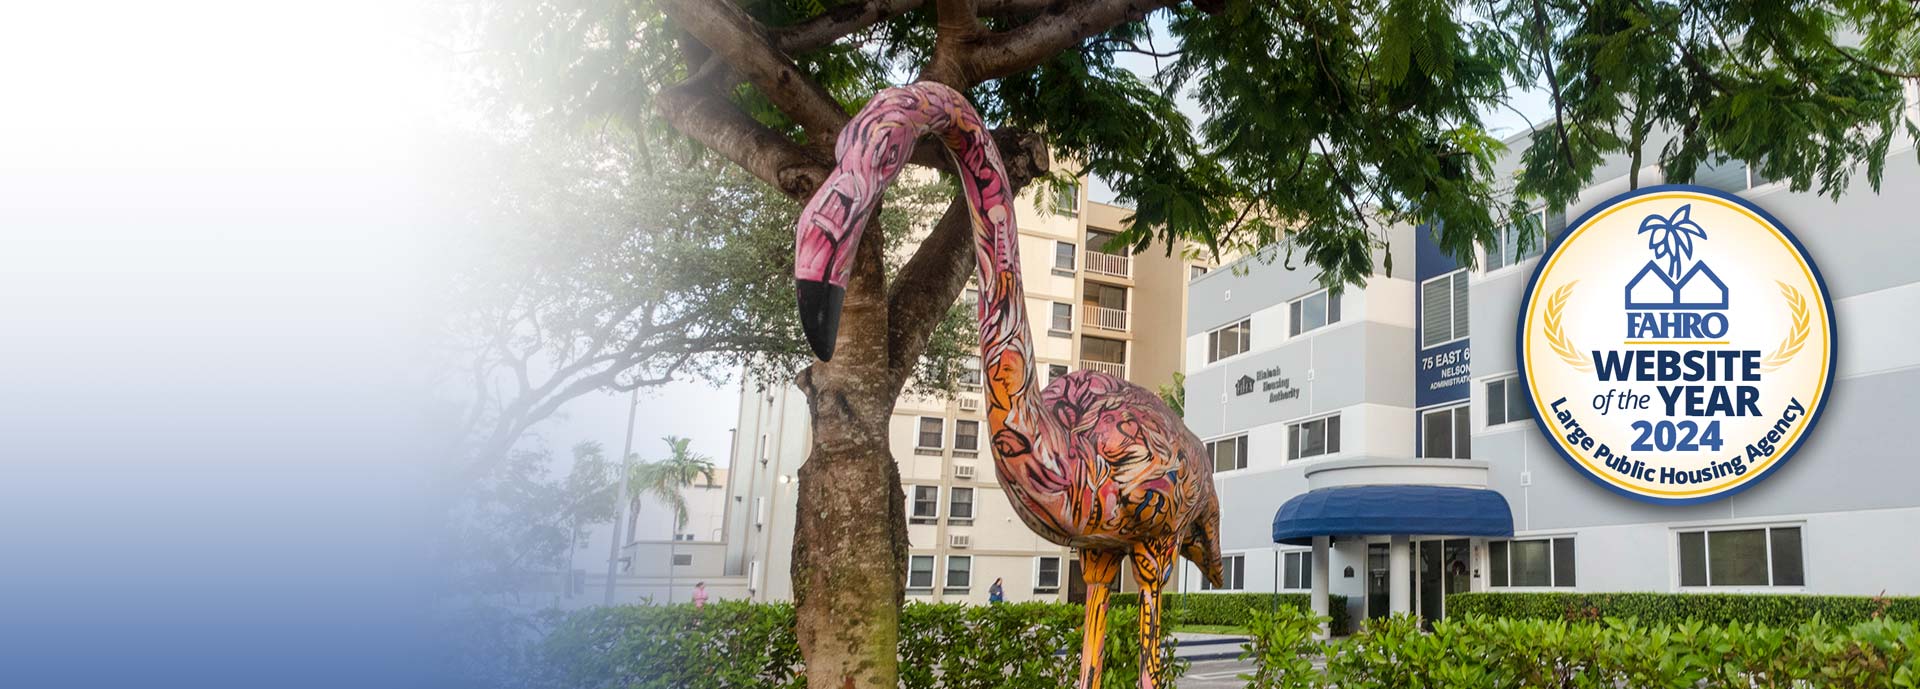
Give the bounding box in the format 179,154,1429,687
1638,204,1708,278
625,435,717,542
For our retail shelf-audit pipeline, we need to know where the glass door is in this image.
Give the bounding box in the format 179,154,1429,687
1416,538,1472,624
1366,543,1390,621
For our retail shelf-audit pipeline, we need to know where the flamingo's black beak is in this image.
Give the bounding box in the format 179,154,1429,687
796,278,844,361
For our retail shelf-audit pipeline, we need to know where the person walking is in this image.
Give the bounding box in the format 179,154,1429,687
988,577,1004,604
692,581,709,609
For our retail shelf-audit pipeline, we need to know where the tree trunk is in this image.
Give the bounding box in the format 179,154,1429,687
791,208,910,689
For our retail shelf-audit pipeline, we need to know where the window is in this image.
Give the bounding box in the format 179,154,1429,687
1421,405,1472,459
1054,241,1077,271
1487,207,1566,271
1489,537,1575,587
1207,435,1248,472
917,417,944,449
1287,414,1341,460
954,420,980,452
1207,318,1252,362
1678,526,1803,587
959,357,982,388
910,485,940,523
1282,551,1314,590
1085,282,1128,310
1695,156,1774,193
1190,265,1209,280
1047,364,1069,386
1421,270,1469,348
1081,337,1126,367
1088,230,1121,255
1055,181,1080,213
1288,290,1341,337
1035,556,1062,591
945,555,973,590
949,487,975,521
1203,554,1246,590
1485,375,1534,426
1051,302,1073,332
908,555,935,589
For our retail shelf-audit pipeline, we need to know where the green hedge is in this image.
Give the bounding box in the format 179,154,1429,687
1240,606,1920,688
531,600,1185,689
1449,591,1920,627
1110,592,1352,636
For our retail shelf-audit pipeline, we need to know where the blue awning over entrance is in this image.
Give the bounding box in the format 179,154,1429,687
1271,485,1515,546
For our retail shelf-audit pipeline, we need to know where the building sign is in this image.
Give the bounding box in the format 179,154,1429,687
1516,185,1836,504
1235,367,1300,403
1416,341,1471,408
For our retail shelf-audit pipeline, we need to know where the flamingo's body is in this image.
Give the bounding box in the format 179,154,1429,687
793,81,1223,689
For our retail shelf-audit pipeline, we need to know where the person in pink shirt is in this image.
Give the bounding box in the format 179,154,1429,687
691,581,709,609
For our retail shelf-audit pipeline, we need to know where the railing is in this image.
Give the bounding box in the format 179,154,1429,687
1084,250,1131,278
1082,304,1128,331
1079,360,1126,378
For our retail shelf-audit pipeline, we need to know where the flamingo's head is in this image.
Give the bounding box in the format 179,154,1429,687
793,112,918,361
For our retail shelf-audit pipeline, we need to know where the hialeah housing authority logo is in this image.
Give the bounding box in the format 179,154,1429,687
1517,185,1835,504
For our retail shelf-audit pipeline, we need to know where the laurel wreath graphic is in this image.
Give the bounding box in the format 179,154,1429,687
1543,281,1592,372
1760,281,1811,372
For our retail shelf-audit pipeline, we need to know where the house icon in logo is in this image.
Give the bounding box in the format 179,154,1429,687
1626,261,1729,309
1625,204,1729,309
1235,375,1255,396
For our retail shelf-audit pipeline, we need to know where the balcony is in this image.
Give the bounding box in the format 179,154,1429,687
1079,360,1126,378
1084,250,1131,278
1082,304,1128,332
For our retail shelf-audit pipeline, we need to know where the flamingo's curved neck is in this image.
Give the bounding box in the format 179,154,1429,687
794,82,1063,486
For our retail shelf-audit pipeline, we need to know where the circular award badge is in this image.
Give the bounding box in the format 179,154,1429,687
1516,185,1835,504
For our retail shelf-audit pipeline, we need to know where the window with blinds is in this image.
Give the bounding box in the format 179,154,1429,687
1487,207,1566,271
1421,270,1469,348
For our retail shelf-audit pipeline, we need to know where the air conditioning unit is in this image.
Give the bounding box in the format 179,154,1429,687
953,464,976,480
949,533,971,549
957,396,981,413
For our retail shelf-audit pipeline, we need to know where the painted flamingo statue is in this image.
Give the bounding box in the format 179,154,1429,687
793,81,1224,689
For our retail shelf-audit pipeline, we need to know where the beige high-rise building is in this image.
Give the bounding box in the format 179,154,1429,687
719,175,1212,604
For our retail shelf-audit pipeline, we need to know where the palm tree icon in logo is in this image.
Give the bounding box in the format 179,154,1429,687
1638,204,1708,279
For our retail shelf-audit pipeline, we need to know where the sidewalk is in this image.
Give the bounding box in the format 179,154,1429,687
1171,632,1249,661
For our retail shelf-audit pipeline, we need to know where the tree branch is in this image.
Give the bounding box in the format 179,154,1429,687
775,0,926,54
660,0,850,138
934,0,1182,86
654,65,831,200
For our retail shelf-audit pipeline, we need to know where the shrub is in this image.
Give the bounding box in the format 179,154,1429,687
1254,612,1920,689
531,600,1183,689
1449,591,1920,627
1110,592,1351,636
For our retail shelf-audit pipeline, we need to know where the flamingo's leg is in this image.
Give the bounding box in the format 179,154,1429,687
1078,548,1124,689
1130,536,1178,689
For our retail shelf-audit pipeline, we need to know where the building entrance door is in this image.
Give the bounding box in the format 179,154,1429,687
1365,543,1390,621
1416,538,1470,624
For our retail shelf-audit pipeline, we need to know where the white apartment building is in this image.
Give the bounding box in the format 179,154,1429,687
1180,87,1920,627
722,182,1212,604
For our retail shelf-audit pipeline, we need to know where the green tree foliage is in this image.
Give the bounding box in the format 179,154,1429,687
439,127,968,475
626,435,716,535
473,0,1916,291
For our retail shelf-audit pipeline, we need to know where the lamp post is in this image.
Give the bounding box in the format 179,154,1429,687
604,388,640,606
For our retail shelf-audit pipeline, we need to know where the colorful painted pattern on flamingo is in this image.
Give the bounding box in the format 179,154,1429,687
793,81,1222,689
